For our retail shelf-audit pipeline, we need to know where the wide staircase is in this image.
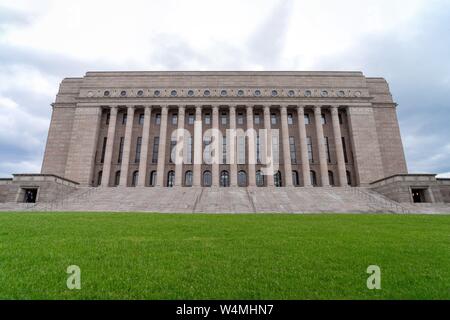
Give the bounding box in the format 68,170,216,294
24,186,415,214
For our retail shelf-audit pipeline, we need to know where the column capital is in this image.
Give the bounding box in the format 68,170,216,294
246,105,254,111
228,104,237,110
296,105,305,113
330,105,339,114
110,105,118,113
314,105,322,113
178,105,186,114
212,105,219,113
280,105,288,114
195,105,202,114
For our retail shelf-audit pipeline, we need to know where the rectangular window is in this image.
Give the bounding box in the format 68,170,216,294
237,135,246,164
100,137,107,163
118,137,124,163
172,114,178,125
106,113,110,125
254,114,260,125
256,135,261,164
342,137,348,163
187,136,193,164
321,113,326,125
152,137,159,163
204,136,212,163
222,136,227,164
325,137,331,163
122,113,127,125
169,138,176,163
289,136,297,164
271,113,277,125
221,112,227,125
288,114,293,125
272,135,279,164
204,114,211,125
339,113,343,125
307,136,313,162
135,137,142,163
237,113,244,125
155,114,161,125
188,114,194,125
139,114,144,125
304,114,310,125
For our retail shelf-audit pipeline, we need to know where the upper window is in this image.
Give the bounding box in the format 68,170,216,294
321,113,327,125
122,113,127,125
188,114,195,125
304,114,310,125
287,113,293,125
254,114,261,125
155,114,161,125
221,112,227,125
204,113,211,125
271,113,277,125
139,113,144,125
172,114,178,125
237,113,244,125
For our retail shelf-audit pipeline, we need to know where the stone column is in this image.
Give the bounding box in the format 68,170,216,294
175,105,185,187
229,105,238,187
314,105,330,186
119,106,135,187
246,105,256,187
280,105,293,187
212,105,220,187
156,105,168,187
193,106,203,187
101,106,118,187
331,106,348,187
263,106,275,187
137,106,152,187
297,106,311,187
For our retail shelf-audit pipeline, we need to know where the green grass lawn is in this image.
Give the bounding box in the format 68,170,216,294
0,212,449,300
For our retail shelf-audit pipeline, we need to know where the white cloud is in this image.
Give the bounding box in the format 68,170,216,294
437,172,450,178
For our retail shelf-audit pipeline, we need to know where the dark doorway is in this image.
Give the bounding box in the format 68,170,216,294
412,189,426,203
23,188,38,203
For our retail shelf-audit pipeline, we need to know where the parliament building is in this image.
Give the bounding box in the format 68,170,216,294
1,71,449,213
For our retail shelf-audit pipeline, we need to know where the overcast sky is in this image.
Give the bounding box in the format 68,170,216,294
0,0,449,178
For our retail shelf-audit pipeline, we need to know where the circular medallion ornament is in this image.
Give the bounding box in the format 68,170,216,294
104,90,110,97
154,90,161,97
204,90,211,96
304,90,312,97
254,89,261,96
120,90,127,97
237,89,244,96
137,90,144,97
288,90,295,97
188,90,194,97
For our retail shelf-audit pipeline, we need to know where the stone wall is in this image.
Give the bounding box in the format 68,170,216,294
370,174,444,203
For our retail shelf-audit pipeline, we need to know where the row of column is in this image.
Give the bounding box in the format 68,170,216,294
100,105,348,187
